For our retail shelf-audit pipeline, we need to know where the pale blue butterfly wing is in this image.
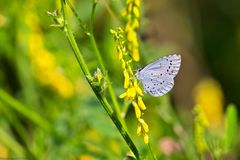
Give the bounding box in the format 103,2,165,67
141,54,181,77
136,54,181,97
141,76,174,96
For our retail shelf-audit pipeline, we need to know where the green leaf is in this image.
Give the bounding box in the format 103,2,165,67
0,89,50,130
0,128,25,156
223,103,238,153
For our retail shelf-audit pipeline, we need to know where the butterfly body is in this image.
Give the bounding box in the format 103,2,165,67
136,54,181,97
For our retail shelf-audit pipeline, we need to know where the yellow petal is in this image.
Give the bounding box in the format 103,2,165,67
143,134,149,144
127,3,133,12
118,50,123,60
121,10,127,17
123,70,129,78
122,47,127,55
132,19,139,29
127,65,134,76
134,81,143,96
125,22,131,32
137,125,142,136
142,123,149,133
139,118,149,132
133,6,140,17
127,29,136,42
127,87,136,99
119,92,127,99
132,48,140,61
0,144,8,158
138,96,146,110
132,101,141,118
121,59,126,69
124,78,130,89
110,29,116,34
123,70,130,89
135,0,141,7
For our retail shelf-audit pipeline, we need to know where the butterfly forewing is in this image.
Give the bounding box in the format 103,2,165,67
141,54,181,78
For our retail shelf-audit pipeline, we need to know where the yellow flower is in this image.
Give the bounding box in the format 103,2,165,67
123,0,141,61
137,125,142,135
127,64,134,75
193,78,223,129
123,70,130,88
132,19,139,29
119,87,137,100
193,105,209,154
119,91,127,99
132,101,141,118
121,59,126,69
118,49,123,60
127,29,136,42
28,33,44,53
135,0,141,6
79,154,94,160
139,118,149,133
193,105,209,127
0,144,8,158
25,12,74,98
133,6,140,17
137,96,146,110
136,118,149,144
53,74,75,98
127,87,136,99
143,133,149,144
134,81,143,96
132,48,140,62
0,14,7,27
112,27,149,144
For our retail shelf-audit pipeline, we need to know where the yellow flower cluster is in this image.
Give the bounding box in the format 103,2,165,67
111,28,149,144
0,14,7,27
79,154,94,160
0,143,8,158
122,0,141,61
193,78,224,129
25,13,74,98
193,105,209,155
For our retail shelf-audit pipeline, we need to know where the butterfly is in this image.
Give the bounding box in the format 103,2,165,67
135,54,181,97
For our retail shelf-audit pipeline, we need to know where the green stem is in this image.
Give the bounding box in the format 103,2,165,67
89,0,122,120
148,143,157,160
61,1,90,77
64,23,91,77
95,91,140,160
0,128,25,156
60,1,140,159
66,0,122,120
65,0,89,35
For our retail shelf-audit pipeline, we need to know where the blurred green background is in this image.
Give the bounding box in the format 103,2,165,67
0,0,239,159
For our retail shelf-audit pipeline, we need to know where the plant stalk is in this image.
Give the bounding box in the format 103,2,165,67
66,0,122,118
89,1,121,116
60,0,140,159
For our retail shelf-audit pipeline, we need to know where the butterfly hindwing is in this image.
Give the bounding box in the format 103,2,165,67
141,76,174,97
